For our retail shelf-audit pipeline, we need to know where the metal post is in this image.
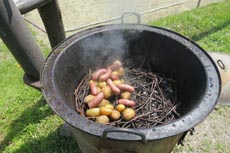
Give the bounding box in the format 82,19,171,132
38,0,66,48
0,0,45,81
16,0,52,14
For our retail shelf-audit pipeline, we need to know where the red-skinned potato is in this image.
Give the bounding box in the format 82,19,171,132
99,68,112,81
118,99,136,107
116,84,135,93
90,81,98,95
91,69,107,81
107,79,120,95
88,92,104,108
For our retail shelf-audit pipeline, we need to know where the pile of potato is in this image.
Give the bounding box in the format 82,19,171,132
84,60,136,124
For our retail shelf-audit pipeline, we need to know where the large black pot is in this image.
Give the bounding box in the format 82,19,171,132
41,24,221,153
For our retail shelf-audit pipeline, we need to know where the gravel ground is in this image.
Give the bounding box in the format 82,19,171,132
24,0,229,152
25,0,221,46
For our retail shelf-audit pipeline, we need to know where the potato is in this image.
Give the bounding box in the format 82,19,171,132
84,94,95,103
97,81,107,88
100,107,113,116
120,91,131,99
89,80,96,85
113,80,122,85
104,104,114,110
96,115,109,124
116,104,126,112
97,87,101,93
110,110,121,120
86,108,100,117
123,108,135,121
116,67,124,76
98,99,110,107
111,71,119,80
101,86,112,99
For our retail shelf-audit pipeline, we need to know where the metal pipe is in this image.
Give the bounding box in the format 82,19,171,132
0,0,45,81
15,0,52,14
38,0,66,48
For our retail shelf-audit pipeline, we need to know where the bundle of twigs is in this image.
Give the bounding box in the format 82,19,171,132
74,67,180,128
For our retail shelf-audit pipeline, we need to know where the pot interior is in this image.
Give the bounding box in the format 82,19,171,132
42,24,220,140
54,28,206,116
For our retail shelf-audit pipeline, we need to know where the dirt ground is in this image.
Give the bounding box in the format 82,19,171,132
25,0,222,47
24,0,229,152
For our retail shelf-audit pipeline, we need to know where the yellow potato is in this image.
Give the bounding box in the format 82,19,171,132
100,107,113,116
116,67,124,76
120,91,131,99
86,108,100,117
98,99,110,107
113,80,122,85
110,110,121,120
116,104,126,112
97,81,107,88
123,108,135,121
97,87,101,93
84,95,95,104
101,86,112,99
111,71,119,78
96,115,110,124
89,80,95,85
104,104,114,110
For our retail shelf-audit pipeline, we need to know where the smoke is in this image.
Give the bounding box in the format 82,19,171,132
79,29,128,70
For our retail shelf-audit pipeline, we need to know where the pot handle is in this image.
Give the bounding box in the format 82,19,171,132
102,128,147,144
121,12,141,24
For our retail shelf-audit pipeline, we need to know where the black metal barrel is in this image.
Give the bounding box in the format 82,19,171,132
41,24,221,153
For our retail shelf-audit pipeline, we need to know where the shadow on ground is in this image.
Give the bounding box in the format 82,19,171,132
13,127,81,153
191,20,230,41
0,98,81,153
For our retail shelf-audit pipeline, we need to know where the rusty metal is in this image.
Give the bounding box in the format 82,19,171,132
41,24,221,153
23,74,41,91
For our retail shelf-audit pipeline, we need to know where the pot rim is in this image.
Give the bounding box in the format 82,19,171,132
41,24,221,141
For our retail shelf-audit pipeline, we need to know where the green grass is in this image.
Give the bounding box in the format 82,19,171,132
151,1,230,53
1,1,230,153
0,42,80,152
